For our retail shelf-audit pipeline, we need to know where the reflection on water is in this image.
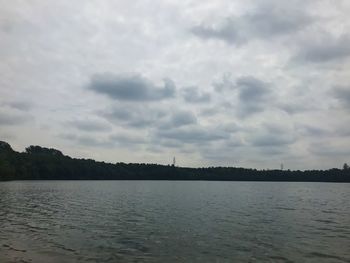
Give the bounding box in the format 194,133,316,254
0,181,349,262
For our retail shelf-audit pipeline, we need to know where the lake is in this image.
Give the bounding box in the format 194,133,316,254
0,181,349,262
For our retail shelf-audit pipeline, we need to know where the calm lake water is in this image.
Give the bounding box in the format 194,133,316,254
0,181,349,262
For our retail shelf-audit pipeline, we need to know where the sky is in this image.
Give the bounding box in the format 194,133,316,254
1,0,350,170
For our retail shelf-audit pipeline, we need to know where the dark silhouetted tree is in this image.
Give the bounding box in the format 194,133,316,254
1,141,350,182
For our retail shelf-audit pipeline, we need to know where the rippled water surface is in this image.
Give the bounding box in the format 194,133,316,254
0,181,349,262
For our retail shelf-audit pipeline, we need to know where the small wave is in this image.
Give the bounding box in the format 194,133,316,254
26,223,49,232
269,255,293,262
2,244,26,252
314,219,336,224
307,252,348,262
58,245,76,253
274,206,296,211
321,210,337,214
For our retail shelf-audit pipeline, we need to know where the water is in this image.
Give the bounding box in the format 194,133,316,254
0,181,349,262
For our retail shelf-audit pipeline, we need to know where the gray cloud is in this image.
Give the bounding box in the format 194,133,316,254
258,146,288,156
333,86,350,109
191,18,243,45
251,134,295,147
212,73,235,92
249,123,296,147
296,124,331,137
236,76,272,117
309,143,350,157
102,105,167,128
103,104,197,131
103,107,134,122
220,122,241,133
59,133,113,148
57,133,115,149
88,73,176,101
5,101,33,111
237,76,270,101
0,112,29,126
159,110,197,129
244,6,312,37
171,111,197,126
199,107,221,117
156,126,230,144
76,136,111,148
278,103,311,115
211,74,273,117
182,86,211,103
334,122,350,137
109,133,146,148
191,4,312,45
294,35,350,63
68,119,112,132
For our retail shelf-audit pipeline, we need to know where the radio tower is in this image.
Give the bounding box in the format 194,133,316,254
172,156,176,167
281,163,284,170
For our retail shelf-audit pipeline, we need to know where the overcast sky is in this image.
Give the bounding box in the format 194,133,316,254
1,0,350,169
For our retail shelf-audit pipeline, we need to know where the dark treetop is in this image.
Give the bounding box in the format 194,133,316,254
0,141,349,182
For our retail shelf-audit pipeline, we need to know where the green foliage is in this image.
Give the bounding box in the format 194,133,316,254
0,158,15,180
0,141,349,182
25,145,63,156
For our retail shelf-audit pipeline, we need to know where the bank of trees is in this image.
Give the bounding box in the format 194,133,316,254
0,141,349,182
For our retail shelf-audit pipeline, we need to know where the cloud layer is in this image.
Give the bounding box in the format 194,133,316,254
1,0,350,169
191,1,313,45
88,73,176,101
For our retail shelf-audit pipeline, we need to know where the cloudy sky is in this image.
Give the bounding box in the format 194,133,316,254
1,0,350,169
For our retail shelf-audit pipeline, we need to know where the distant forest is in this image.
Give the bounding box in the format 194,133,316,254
0,141,349,182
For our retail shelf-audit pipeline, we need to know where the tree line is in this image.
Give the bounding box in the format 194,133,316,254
0,141,349,182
